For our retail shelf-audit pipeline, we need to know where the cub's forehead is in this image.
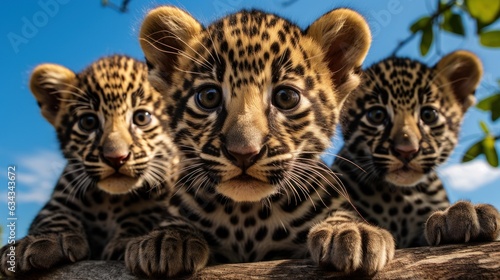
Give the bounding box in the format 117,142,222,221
368,58,432,84
77,56,148,97
86,56,145,76
210,10,300,32
362,58,437,102
189,10,318,86
206,10,303,48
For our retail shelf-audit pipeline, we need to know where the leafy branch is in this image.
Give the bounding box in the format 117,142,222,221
463,83,500,167
393,0,500,56
101,0,131,13
392,0,500,167
391,0,455,56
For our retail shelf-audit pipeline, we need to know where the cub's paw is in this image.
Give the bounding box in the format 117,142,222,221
426,201,500,245
0,233,89,276
125,227,209,278
308,221,394,275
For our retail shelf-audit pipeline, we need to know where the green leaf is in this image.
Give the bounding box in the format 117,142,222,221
439,0,447,11
411,16,431,33
476,94,500,111
479,121,490,134
476,94,500,121
420,25,434,56
480,30,500,47
483,136,499,167
466,0,500,25
462,140,483,162
492,97,500,121
441,11,465,36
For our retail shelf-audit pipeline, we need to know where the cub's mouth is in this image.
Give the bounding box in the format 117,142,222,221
97,171,141,194
385,164,425,187
232,174,254,181
217,173,277,203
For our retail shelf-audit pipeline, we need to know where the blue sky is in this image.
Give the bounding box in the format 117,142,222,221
1,0,499,243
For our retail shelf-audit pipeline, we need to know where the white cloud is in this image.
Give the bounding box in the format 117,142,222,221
439,160,500,192
3,150,65,203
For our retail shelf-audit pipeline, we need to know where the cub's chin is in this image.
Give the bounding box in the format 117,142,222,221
217,176,277,202
385,169,425,187
97,174,142,194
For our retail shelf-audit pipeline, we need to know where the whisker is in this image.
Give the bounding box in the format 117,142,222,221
141,33,212,70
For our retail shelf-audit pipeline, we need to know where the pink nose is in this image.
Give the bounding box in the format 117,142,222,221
227,150,259,169
394,144,419,161
104,153,130,169
226,143,262,169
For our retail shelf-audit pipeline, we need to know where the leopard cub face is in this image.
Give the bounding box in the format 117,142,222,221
140,6,371,202
342,51,482,187
30,55,179,194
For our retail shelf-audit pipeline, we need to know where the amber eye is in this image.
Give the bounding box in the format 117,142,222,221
272,87,301,110
421,107,439,124
78,113,99,132
133,110,152,126
366,107,387,125
196,86,222,111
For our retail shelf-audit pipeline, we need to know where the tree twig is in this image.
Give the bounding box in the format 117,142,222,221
391,1,456,57
102,0,131,13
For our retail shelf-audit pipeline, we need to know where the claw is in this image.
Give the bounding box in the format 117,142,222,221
435,227,441,245
67,250,76,263
464,225,471,242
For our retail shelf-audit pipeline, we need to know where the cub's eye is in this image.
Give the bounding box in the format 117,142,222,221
133,110,152,126
272,87,301,110
421,107,439,124
366,107,387,125
196,86,222,111
78,113,99,132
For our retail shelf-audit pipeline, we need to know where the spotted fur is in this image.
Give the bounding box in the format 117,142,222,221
136,6,394,277
332,51,500,248
0,55,182,276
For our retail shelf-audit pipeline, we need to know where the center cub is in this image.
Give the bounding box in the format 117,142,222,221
131,6,394,277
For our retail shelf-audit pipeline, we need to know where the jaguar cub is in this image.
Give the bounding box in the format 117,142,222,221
133,6,394,277
0,55,180,276
332,51,500,248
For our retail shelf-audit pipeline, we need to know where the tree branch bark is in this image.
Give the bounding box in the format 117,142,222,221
20,242,500,280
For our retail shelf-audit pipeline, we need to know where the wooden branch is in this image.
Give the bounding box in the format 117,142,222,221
22,242,500,280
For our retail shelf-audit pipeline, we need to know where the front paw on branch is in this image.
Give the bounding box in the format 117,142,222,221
308,222,395,275
124,227,209,278
426,201,500,246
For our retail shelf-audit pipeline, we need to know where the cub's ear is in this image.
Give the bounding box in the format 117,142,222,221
306,8,371,106
435,50,483,111
139,6,203,75
30,64,76,125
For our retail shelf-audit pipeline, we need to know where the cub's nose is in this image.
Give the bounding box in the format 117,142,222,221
103,152,131,169
224,145,264,170
227,149,258,169
394,144,419,161
393,131,420,162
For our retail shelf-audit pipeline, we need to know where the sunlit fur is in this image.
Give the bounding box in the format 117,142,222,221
139,6,389,272
31,56,179,194
160,20,341,203
332,51,483,247
0,56,180,277
145,7,344,260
